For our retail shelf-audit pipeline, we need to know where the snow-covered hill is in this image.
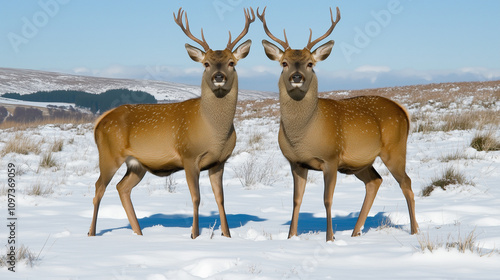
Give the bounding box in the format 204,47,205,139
0,68,275,101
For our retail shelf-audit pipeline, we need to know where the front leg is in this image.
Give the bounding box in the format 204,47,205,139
184,161,201,239
209,162,231,237
323,164,338,242
288,163,308,238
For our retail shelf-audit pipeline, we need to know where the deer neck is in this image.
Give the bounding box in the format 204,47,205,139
278,75,319,136
199,74,238,135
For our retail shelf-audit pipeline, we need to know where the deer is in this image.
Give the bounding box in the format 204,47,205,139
257,7,419,241
88,7,255,238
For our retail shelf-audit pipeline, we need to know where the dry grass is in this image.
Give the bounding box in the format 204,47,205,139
39,152,58,169
416,228,497,256
25,183,54,196
234,154,279,189
51,139,64,152
1,132,42,156
421,167,472,197
0,245,40,268
438,150,479,162
321,80,500,108
0,116,94,130
235,99,279,121
471,131,500,151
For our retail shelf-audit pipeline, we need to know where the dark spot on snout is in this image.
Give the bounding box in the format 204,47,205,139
291,73,303,83
214,72,225,83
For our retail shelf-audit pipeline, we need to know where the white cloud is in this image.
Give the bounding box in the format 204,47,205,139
64,64,500,92
354,65,391,73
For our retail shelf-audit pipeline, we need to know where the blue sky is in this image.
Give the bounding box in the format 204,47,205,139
1,0,499,92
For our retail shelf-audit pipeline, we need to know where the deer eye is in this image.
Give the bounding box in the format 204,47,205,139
228,61,235,67
307,62,313,68
204,62,210,68
282,62,288,67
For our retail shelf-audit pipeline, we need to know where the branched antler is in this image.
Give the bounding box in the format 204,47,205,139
173,8,210,51
226,8,255,51
305,7,341,50
256,7,290,50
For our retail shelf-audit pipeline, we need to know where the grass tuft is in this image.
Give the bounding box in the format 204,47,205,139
421,167,472,197
39,152,58,169
470,131,500,151
25,183,54,196
416,228,498,256
0,245,40,268
1,132,41,156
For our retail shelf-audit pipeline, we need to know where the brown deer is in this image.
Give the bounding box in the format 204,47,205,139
257,7,418,241
88,7,255,238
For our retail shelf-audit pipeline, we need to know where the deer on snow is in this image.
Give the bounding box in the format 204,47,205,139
88,8,255,238
257,6,419,241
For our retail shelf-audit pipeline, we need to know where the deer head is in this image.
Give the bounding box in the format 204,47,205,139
257,7,340,100
174,8,254,98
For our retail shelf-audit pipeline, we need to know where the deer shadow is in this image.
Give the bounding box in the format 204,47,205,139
283,212,403,235
97,211,266,236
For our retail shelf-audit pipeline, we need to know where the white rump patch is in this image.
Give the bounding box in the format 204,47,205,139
126,157,143,170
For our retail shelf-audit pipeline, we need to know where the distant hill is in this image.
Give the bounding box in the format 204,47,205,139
0,68,275,101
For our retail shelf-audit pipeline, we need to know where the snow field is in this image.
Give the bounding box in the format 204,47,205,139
0,91,499,279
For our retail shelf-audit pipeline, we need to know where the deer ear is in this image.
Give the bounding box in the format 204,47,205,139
262,40,283,62
185,43,205,62
312,40,335,62
233,39,252,61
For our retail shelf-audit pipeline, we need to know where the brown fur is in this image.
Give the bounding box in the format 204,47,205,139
260,6,418,241
88,8,254,238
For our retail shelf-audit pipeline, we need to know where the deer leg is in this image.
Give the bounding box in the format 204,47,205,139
381,152,419,234
89,159,121,236
185,163,201,239
209,163,231,237
323,166,338,242
352,166,383,237
288,163,308,238
116,165,147,235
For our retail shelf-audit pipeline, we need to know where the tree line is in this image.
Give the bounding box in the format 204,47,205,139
2,88,157,114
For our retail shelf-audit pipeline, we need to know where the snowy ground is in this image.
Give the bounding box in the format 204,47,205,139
0,87,499,279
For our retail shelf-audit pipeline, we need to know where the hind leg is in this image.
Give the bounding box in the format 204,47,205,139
352,166,383,237
116,162,147,235
380,151,419,234
89,158,121,236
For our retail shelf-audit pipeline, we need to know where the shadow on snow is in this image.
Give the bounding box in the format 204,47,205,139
98,211,402,236
283,212,403,235
97,211,266,236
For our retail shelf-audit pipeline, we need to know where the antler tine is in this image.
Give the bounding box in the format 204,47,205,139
226,7,256,51
256,6,290,50
305,7,341,51
173,8,210,51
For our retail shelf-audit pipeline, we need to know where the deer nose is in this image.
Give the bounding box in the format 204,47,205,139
213,72,225,83
291,73,303,83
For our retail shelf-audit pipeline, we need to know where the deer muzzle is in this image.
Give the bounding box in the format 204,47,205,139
290,72,304,87
212,72,226,87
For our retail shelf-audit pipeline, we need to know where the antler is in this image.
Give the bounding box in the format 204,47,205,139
226,8,255,51
256,7,290,50
305,7,341,51
173,8,210,51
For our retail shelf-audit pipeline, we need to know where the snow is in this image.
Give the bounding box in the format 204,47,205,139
1,88,500,279
0,97,75,109
0,68,275,101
